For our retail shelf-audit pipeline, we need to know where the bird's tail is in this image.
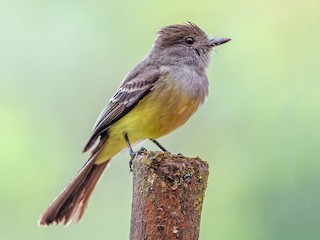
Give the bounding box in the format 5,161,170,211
38,156,109,226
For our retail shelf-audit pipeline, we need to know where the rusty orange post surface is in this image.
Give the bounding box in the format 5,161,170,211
130,151,209,240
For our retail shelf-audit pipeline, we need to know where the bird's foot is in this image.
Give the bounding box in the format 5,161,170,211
129,147,147,172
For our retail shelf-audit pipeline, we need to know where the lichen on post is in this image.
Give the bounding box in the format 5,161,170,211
130,150,209,240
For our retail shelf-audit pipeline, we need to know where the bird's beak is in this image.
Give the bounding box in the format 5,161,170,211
209,38,231,47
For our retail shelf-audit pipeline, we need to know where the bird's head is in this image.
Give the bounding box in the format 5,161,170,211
151,22,230,69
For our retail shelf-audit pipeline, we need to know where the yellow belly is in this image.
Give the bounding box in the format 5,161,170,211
94,79,203,164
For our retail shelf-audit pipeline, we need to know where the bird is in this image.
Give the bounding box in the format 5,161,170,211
38,22,230,226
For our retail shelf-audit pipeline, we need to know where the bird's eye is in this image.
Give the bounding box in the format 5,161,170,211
185,37,194,45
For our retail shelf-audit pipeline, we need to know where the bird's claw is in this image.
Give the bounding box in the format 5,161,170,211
129,147,148,172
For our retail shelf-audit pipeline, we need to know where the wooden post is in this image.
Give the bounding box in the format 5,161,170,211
130,151,209,240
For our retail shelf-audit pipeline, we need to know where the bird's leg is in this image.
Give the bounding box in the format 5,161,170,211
149,138,169,153
124,133,134,156
124,133,147,171
124,133,135,171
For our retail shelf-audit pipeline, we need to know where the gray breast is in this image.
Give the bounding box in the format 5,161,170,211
161,65,209,103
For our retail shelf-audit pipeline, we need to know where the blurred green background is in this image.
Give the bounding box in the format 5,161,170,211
1,0,319,239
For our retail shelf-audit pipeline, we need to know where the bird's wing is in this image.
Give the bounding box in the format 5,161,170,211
83,68,160,153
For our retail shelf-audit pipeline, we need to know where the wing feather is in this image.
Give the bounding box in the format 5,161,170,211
83,68,160,153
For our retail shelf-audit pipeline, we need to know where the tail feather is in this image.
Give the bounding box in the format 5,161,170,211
38,157,109,226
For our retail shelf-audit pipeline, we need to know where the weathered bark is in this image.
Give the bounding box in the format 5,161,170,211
130,151,209,240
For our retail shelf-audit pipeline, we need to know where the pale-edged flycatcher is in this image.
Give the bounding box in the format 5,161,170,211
39,22,230,226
